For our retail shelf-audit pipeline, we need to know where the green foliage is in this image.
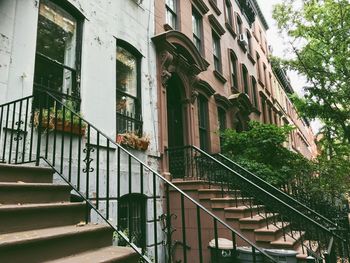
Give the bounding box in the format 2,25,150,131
221,121,312,187
272,0,350,144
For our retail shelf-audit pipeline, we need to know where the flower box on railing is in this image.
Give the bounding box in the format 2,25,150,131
116,132,149,151
33,109,86,136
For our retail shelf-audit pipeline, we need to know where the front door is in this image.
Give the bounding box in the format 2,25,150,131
166,75,185,178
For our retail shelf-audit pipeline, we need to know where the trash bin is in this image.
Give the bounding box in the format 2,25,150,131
236,246,264,263
264,249,297,263
209,238,235,263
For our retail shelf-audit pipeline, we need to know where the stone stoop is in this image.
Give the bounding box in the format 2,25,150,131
0,164,139,263
172,179,314,262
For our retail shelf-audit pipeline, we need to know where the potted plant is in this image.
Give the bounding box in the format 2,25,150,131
33,106,86,136
116,131,150,151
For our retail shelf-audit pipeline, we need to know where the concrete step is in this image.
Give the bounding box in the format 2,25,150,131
224,205,264,219
270,231,305,250
255,222,290,243
46,246,140,263
171,179,211,191
0,202,86,233
0,164,53,183
239,213,276,230
198,188,240,200
0,224,113,263
211,197,254,209
0,182,71,204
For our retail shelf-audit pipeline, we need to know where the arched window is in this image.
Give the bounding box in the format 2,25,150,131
116,40,142,135
118,194,146,249
34,0,83,110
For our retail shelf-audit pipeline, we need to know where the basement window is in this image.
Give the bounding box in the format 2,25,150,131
118,194,146,249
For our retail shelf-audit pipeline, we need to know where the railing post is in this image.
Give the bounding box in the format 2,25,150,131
35,100,43,166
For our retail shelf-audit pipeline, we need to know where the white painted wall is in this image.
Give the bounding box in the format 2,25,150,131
0,0,159,154
0,0,161,258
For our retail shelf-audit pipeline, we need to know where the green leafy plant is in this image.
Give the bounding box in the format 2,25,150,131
33,106,86,135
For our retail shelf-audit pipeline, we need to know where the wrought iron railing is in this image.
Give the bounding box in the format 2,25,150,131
213,153,350,247
167,145,349,262
116,110,143,136
0,91,276,263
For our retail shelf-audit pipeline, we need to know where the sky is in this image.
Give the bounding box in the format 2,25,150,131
256,0,321,133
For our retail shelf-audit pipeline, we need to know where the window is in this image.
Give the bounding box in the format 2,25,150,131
263,63,267,87
218,107,226,148
225,0,233,27
256,52,262,82
34,0,82,109
212,30,222,72
230,51,238,90
251,77,258,108
242,65,249,95
166,0,177,29
192,8,202,52
198,95,209,151
116,42,142,135
261,98,267,123
247,31,252,55
118,194,146,249
236,15,243,35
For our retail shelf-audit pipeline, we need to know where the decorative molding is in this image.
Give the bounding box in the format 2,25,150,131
214,93,232,110
208,0,221,15
194,79,215,98
152,31,209,72
208,14,225,36
228,92,253,114
192,0,209,15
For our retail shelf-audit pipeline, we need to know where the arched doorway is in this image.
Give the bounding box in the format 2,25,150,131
166,74,185,148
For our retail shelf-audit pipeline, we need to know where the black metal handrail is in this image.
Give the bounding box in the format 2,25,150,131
167,145,349,262
213,153,350,249
213,153,338,228
0,91,276,263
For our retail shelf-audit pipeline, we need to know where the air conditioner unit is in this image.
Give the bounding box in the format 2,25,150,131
239,34,248,48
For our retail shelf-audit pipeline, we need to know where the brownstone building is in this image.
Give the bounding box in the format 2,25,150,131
153,0,317,174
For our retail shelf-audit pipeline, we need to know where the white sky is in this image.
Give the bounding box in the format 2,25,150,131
256,0,321,133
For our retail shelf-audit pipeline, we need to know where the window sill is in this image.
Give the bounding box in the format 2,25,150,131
231,86,240,94
238,40,247,52
258,79,265,87
208,0,221,16
213,70,227,84
247,53,256,64
225,23,237,39
163,23,174,31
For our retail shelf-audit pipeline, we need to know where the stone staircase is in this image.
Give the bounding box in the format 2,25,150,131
172,179,317,261
0,163,139,263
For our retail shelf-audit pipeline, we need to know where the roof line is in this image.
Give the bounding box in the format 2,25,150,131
251,0,269,30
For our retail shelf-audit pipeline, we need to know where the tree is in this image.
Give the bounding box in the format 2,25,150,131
272,0,350,144
221,121,313,187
